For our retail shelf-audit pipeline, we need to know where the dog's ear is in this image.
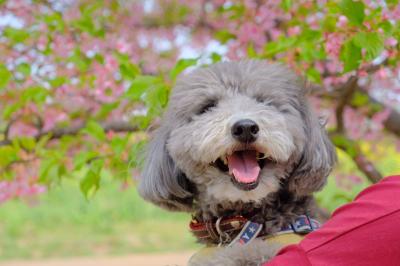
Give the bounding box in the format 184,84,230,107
138,127,194,212
287,101,337,196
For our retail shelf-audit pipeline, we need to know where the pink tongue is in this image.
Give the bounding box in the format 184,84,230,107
227,150,260,184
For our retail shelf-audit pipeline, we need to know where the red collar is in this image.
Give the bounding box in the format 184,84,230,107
189,215,320,245
190,215,259,244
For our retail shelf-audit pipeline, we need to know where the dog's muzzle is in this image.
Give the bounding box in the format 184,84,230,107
231,119,259,143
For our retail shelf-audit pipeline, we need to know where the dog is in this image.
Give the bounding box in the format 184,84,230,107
138,60,336,265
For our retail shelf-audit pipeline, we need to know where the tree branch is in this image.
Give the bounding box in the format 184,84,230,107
330,132,383,183
357,92,400,137
311,84,400,138
383,106,400,137
335,76,358,133
0,120,139,147
353,153,383,183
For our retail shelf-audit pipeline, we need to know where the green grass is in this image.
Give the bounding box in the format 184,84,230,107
0,178,199,260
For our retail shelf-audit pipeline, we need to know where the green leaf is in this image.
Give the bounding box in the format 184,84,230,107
144,84,168,116
0,146,19,167
96,101,120,119
124,75,159,101
210,52,222,63
128,140,146,169
94,53,104,64
16,63,31,76
379,21,393,36
386,0,399,5
2,103,21,119
131,115,152,130
72,15,96,36
0,64,12,90
36,134,52,150
264,37,297,58
247,43,257,58
73,150,99,170
43,12,65,32
214,30,236,44
331,135,357,157
110,136,129,155
170,58,198,81
299,42,326,62
49,76,67,88
21,86,49,104
114,52,140,80
306,67,322,84
119,61,140,81
3,27,30,43
340,39,362,72
68,49,91,72
225,4,245,20
13,137,36,151
280,0,292,11
351,91,369,107
80,160,103,198
339,0,365,26
82,120,106,141
353,32,384,60
38,158,59,183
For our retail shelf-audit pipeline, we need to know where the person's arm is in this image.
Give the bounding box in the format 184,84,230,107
264,175,400,266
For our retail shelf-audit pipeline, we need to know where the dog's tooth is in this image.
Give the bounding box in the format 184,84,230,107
223,156,228,165
257,152,269,160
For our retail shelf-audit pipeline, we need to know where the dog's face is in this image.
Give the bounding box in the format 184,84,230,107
139,60,336,212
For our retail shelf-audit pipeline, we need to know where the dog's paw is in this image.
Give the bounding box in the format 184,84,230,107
188,239,282,266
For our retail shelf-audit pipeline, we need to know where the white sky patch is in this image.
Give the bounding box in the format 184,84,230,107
172,26,229,62
137,32,149,48
223,1,233,8
153,38,173,52
48,0,76,12
179,40,228,61
0,12,24,29
143,0,155,13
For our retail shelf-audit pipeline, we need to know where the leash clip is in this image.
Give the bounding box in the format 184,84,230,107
215,217,231,246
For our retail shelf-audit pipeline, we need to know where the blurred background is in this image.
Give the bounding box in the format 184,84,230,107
0,0,399,265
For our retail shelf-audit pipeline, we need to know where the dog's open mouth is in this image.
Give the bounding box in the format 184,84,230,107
212,150,270,191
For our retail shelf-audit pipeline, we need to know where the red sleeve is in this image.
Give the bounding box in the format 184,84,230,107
264,175,400,266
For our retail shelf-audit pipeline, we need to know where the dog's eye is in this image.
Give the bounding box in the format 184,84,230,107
280,108,291,114
255,96,286,111
255,96,265,104
255,96,275,107
197,100,217,115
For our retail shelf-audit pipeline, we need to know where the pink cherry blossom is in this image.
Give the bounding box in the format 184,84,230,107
0,0,399,204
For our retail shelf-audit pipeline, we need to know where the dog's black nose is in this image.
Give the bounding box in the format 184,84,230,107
231,119,259,143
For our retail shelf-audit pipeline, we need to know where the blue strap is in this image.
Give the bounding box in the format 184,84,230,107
280,215,320,235
228,221,263,246
228,215,320,246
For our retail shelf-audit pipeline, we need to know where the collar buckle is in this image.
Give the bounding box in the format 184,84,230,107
215,217,231,246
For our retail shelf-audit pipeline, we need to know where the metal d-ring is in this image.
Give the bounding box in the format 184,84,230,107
216,217,231,246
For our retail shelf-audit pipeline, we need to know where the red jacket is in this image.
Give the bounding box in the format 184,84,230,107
265,175,400,266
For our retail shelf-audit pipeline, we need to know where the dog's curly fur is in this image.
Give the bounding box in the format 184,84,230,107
138,60,336,265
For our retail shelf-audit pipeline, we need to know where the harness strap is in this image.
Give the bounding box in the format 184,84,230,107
228,221,263,246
